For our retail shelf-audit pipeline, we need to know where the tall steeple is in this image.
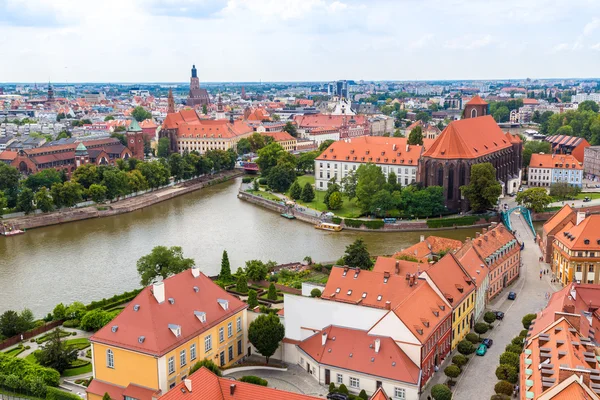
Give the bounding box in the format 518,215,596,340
216,94,226,120
190,64,200,90
191,64,197,79
167,88,175,114
47,82,54,103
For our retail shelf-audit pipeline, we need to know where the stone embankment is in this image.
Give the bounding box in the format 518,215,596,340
3,170,243,231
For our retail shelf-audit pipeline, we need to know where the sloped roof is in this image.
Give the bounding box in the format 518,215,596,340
455,244,489,288
425,254,475,307
471,223,518,259
530,153,582,170
466,95,488,105
543,204,575,235
556,215,600,251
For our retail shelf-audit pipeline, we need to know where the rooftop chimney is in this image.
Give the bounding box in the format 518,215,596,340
406,144,410,152
153,281,165,304
191,266,200,278
184,379,192,392
420,235,425,242
393,143,397,151
577,212,586,226
322,331,328,346
374,338,381,353
230,384,236,395
395,260,400,275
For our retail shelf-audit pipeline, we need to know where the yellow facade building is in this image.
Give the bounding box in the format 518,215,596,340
87,268,247,400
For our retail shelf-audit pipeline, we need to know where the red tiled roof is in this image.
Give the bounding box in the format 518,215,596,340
163,110,252,139
529,153,582,170
543,204,575,235
369,387,390,400
372,256,426,273
0,150,17,161
294,114,367,129
556,215,600,251
455,244,489,288
87,379,126,400
471,224,518,259
423,116,512,159
466,95,488,105
394,236,463,263
424,254,475,307
90,270,247,356
122,383,161,400
260,131,296,142
523,98,539,105
298,325,420,385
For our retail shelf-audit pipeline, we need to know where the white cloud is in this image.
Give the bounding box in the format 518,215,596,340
409,34,434,50
551,43,570,52
584,17,600,35
591,43,600,51
444,34,493,50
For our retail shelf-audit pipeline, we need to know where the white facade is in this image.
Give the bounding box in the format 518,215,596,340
368,311,422,366
315,159,417,191
528,166,552,187
306,131,340,147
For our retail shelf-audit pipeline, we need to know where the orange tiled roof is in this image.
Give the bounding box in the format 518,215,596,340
466,95,488,105
529,153,582,170
454,244,489,288
298,325,420,385
260,131,296,143
424,254,475,307
294,114,367,129
523,98,539,106
422,115,512,159
543,204,575,235
0,150,17,161
163,110,252,139
394,236,463,262
556,215,600,251
372,256,427,273
90,269,247,356
471,223,518,259
139,119,158,129
369,387,390,400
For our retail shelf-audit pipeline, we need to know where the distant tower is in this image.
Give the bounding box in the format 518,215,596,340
190,65,200,90
216,94,226,120
127,119,145,160
167,88,175,114
186,64,210,107
74,142,89,168
463,95,488,119
47,82,55,103
241,86,247,100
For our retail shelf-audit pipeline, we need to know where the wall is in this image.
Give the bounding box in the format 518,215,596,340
368,311,421,366
0,320,63,350
92,342,159,389
301,282,326,297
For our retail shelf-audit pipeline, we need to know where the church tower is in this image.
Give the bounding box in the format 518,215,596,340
167,88,175,114
190,65,200,90
463,95,488,119
216,94,226,120
75,142,89,168
186,64,210,107
47,82,55,103
127,119,145,160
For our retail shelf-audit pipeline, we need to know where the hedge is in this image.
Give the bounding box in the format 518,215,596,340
427,216,479,228
47,387,82,400
332,217,342,224
0,353,60,387
343,219,384,229
239,376,268,386
85,289,142,311
242,177,253,183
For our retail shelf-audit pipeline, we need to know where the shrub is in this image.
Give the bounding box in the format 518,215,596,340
444,364,461,383
495,364,518,384
239,376,268,386
466,333,480,344
328,382,336,393
242,177,253,183
358,389,368,400
427,216,478,228
457,339,475,355
236,274,249,294
47,387,82,400
494,381,514,396
258,178,267,185
452,354,467,368
499,352,520,369
522,313,536,329
267,283,278,301
484,311,497,324
511,337,524,346
474,322,489,337
490,395,511,400
247,290,258,308
505,344,522,354
63,319,80,328
338,384,349,395
343,219,384,229
431,383,452,400
190,358,222,376
520,329,529,338
0,352,60,387
310,288,322,298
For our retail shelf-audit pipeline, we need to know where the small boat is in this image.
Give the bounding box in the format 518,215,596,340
281,213,296,220
0,224,25,236
315,222,342,232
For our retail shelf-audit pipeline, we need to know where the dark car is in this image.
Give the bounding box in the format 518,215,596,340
483,338,494,348
584,197,591,202
508,291,517,300
327,394,349,400
494,311,505,320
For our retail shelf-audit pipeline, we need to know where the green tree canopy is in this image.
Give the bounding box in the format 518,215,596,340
407,125,423,145
137,246,195,286
24,169,62,192
356,164,386,213
301,182,315,202
516,188,552,212
245,260,269,281
35,329,78,373
220,250,232,282
461,163,502,212
267,162,296,192
237,138,252,155
256,142,285,175
248,314,285,364
343,238,373,270
289,180,302,200
318,140,335,152
16,187,35,214
35,187,54,213
131,106,152,122
283,121,297,137
72,164,100,189
327,191,343,210
522,141,551,168
157,137,170,158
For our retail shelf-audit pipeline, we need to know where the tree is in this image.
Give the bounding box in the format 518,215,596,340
495,381,514,396
51,181,84,208
87,184,107,203
358,389,368,400
256,143,285,175
248,314,285,364
0,191,7,215
407,125,424,145
104,115,115,121
267,162,296,192
343,238,373,270
157,137,170,158
0,310,23,337
579,100,600,113
499,352,520,369
267,283,278,300
35,187,54,213
236,274,248,293
102,169,130,200
24,169,62,192
492,106,510,122
370,189,396,216
431,384,452,400
103,393,111,400
465,333,479,344
522,141,552,168
283,122,297,137
289,181,302,200
444,364,461,383
516,188,551,212
474,322,489,338
461,163,502,212
17,188,35,214
35,329,78,373
0,163,19,192
52,303,66,320
248,132,266,152
457,339,475,355
484,311,497,324
247,289,258,308
300,182,315,202
202,104,208,115
137,246,195,286
549,182,579,201
127,170,149,192
495,364,518,384
318,140,335,152
237,138,252,155
310,288,321,298
297,151,318,173
327,191,343,210
72,164,100,189
131,106,152,122
65,301,87,320
341,170,358,200
190,358,222,376
138,160,170,188
338,384,349,395
245,260,269,281
452,354,467,368
324,181,341,207
522,313,537,329
415,111,430,123
505,344,522,354
220,250,232,282
356,164,386,213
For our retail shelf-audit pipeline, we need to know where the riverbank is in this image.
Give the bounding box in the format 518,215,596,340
1,169,244,231
238,188,496,232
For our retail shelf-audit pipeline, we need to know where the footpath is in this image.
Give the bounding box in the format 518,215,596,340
2,170,243,231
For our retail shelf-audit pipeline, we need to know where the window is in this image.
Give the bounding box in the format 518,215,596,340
180,349,186,367
577,265,582,272
219,327,224,343
205,334,212,352
238,339,242,356
394,387,406,399
106,349,114,369
349,377,360,389
190,344,196,361
228,345,234,361
237,317,242,332
168,356,175,374
337,374,343,384
228,322,233,338
589,265,595,273
169,382,176,389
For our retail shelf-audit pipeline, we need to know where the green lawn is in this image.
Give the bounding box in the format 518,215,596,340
25,351,40,363
247,189,282,202
289,176,362,218
3,346,25,357
62,361,92,377
65,338,90,351
259,293,284,301
576,192,600,200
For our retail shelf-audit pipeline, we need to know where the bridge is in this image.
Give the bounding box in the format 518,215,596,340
241,162,259,174
501,206,536,235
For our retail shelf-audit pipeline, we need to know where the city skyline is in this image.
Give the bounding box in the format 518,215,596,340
1,0,600,83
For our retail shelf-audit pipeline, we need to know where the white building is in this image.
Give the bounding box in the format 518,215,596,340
528,153,583,188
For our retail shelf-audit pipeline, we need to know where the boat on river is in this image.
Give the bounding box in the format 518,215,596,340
0,223,25,236
314,222,342,232
281,213,296,219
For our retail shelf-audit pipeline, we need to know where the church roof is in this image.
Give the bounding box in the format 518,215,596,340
128,119,142,132
75,142,87,152
466,95,488,105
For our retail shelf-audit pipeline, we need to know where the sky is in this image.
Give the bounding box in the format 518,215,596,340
1,0,600,83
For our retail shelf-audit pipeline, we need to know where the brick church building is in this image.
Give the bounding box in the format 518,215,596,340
418,96,523,212
186,65,210,108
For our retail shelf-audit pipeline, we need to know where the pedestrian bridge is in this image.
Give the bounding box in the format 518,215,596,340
501,206,536,235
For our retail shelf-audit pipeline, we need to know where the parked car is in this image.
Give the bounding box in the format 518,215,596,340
583,197,591,202
494,311,505,320
476,343,487,356
482,338,494,348
327,394,349,400
508,291,517,300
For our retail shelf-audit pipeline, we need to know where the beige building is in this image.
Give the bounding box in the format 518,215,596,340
260,131,297,152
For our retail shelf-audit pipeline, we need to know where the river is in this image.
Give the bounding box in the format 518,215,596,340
1,177,488,317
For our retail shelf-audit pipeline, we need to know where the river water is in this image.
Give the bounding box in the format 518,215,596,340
1,177,485,317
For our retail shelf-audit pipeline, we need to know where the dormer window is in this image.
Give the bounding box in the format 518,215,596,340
347,290,352,295
362,292,367,298
335,287,341,293
377,295,382,301
169,324,181,337
194,311,206,323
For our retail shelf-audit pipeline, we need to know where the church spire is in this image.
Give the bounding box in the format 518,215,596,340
217,94,223,112
167,88,175,114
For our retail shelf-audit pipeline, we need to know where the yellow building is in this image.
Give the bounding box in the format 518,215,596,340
87,268,247,400
260,131,297,153
422,253,476,349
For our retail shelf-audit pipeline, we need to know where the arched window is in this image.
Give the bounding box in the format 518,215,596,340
448,165,454,200
437,165,444,187
106,349,114,368
459,163,466,187
471,108,477,118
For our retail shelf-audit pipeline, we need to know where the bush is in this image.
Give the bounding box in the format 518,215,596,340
484,311,497,324
242,177,253,183
258,178,267,185
427,216,478,228
452,354,467,368
457,340,475,355
499,352,520,369
522,313,536,329
63,319,80,328
431,384,452,400
520,329,529,338
490,395,511,400
511,337,523,346
267,283,278,301
494,381,514,396
310,288,322,298
444,364,461,383
505,344,522,354
466,333,480,344
495,364,518,384
190,358,222,376
338,384,349,395
47,387,82,400
239,376,268,386
358,389,368,400
474,322,489,337
0,353,60,387
328,382,336,393
343,219,384,229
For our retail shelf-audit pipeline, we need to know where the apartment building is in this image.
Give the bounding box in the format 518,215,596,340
528,153,583,188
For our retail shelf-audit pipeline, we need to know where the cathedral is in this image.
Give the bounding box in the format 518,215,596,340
186,65,210,108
